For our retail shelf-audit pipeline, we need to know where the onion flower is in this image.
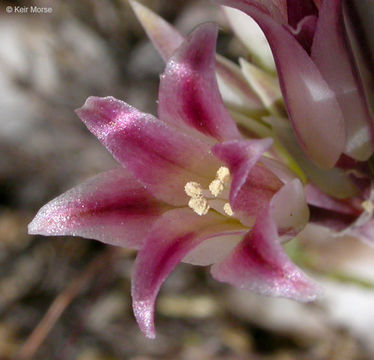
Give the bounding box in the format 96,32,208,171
129,1,374,249
28,23,319,338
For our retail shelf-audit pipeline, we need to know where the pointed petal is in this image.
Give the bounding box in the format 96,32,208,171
158,23,241,142
76,96,220,206
222,6,276,72
129,0,184,61
239,58,282,113
131,208,240,338
28,168,168,249
211,207,320,301
219,0,346,168
286,0,317,28
311,0,374,161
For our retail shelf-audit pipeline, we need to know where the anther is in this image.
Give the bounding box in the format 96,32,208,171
188,197,210,216
185,182,202,198
217,167,231,184
223,203,233,216
209,179,224,197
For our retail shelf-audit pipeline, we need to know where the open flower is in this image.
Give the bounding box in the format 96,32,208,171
28,23,319,338
130,0,374,247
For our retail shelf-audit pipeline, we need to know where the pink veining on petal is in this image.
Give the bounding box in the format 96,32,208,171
211,207,320,301
28,168,167,249
76,96,220,206
158,23,241,142
131,208,238,338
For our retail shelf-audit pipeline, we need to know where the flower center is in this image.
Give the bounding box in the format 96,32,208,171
184,166,233,217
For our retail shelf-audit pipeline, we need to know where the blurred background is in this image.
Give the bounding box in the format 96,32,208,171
1,0,374,359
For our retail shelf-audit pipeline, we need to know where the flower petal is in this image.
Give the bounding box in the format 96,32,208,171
158,23,241,142
211,206,320,301
131,208,241,338
222,6,276,72
271,179,309,236
129,0,184,61
28,168,168,249
76,96,220,206
218,0,346,168
311,0,374,161
215,55,265,116
239,57,282,113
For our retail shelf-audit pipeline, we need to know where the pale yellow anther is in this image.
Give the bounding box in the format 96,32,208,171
209,179,224,197
185,182,202,198
217,167,231,184
362,200,374,214
223,203,233,216
188,197,210,216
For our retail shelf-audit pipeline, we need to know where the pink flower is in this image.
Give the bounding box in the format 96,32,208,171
218,0,374,169
28,24,319,338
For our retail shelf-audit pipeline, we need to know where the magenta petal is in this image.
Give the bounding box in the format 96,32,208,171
131,208,238,338
129,0,184,61
158,23,241,142
311,0,374,160
211,207,320,301
76,96,220,206
28,168,168,249
219,0,346,168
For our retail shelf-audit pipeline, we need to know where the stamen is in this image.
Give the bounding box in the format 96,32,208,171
185,182,202,198
209,179,224,197
223,203,233,216
217,167,231,184
188,197,210,216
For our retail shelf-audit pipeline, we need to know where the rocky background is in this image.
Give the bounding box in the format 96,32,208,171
1,0,374,359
